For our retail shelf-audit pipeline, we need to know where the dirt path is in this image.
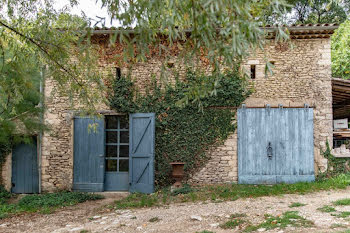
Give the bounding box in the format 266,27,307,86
2,189,350,233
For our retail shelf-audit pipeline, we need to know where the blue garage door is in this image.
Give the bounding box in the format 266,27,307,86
238,107,314,184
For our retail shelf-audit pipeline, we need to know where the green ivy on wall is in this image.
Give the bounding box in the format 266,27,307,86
318,141,350,180
109,70,250,188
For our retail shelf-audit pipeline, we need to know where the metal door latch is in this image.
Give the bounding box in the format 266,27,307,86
267,142,273,159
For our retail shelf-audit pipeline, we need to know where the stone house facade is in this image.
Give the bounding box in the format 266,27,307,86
1,24,336,192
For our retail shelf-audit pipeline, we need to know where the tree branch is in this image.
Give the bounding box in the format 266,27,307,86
0,20,84,88
0,19,97,108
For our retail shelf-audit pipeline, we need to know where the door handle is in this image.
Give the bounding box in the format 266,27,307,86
267,142,273,160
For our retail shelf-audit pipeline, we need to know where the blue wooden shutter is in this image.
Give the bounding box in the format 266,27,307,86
11,139,39,194
73,117,105,192
129,113,155,193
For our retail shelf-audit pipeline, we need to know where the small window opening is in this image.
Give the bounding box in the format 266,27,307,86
115,67,121,79
270,61,275,65
250,65,256,79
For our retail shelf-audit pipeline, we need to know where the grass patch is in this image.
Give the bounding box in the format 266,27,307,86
219,212,247,229
112,174,350,210
333,211,350,218
171,184,194,196
330,223,347,229
114,193,159,209
289,202,307,208
230,213,247,218
244,211,313,232
149,217,161,222
317,205,337,213
0,191,103,219
334,198,350,206
220,219,246,229
0,186,11,204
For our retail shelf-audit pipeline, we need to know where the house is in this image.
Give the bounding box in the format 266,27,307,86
1,24,342,193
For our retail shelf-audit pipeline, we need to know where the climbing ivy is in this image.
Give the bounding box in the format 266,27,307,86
109,70,251,188
317,141,350,180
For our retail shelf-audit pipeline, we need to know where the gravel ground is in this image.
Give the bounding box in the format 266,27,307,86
2,188,350,233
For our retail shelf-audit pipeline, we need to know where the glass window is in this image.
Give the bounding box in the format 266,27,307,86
119,159,129,172
106,116,118,129
120,131,129,143
106,146,118,158
120,145,129,157
106,131,118,143
105,160,118,172
105,116,129,172
120,116,129,129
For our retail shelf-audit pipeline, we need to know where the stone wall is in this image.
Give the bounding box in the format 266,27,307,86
2,37,332,191
1,153,11,191
189,39,333,184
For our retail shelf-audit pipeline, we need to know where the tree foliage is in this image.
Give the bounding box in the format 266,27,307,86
286,0,349,24
0,0,291,156
0,1,106,157
332,20,350,79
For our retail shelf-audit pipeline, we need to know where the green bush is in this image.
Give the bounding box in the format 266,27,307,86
109,70,250,188
0,186,11,204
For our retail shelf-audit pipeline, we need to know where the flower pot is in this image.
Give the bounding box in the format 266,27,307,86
170,162,185,188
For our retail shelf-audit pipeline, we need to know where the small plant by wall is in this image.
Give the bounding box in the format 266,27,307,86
317,141,350,180
109,70,250,188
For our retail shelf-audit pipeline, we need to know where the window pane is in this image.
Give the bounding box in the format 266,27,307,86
120,116,129,129
120,131,129,143
105,159,117,171
106,146,117,158
106,116,118,129
106,131,118,143
120,145,129,157
119,159,129,172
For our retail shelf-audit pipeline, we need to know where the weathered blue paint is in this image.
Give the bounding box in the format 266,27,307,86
104,172,129,191
129,113,155,193
11,139,39,194
73,117,105,192
104,116,129,191
238,108,314,184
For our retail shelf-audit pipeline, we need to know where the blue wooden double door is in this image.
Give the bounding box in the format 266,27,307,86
238,107,314,184
11,138,39,193
73,113,155,193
